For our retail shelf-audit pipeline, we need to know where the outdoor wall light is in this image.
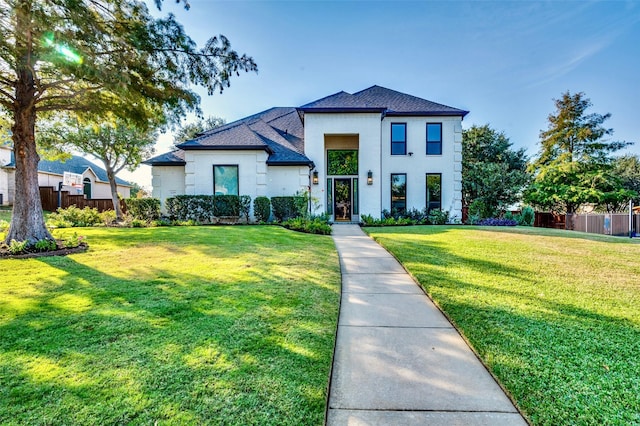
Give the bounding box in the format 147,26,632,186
367,170,373,185
312,170,319,185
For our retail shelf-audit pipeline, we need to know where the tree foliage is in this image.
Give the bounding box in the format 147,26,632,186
173,116,226,145
525,92,633,214
462,124,529,218
44,119,156,220
0,0,257,243
611,154,640,208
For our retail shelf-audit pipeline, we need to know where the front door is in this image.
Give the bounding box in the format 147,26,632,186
334,179,352,221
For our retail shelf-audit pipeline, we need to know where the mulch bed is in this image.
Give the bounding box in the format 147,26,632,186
0,243,88,259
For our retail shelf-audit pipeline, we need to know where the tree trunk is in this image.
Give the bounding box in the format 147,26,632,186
105,164,123,220
5,2,54,245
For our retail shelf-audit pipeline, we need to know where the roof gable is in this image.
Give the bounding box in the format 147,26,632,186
299,85,468,117
165,107,312,166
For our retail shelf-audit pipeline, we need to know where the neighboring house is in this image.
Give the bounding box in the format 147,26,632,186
144,85,468,221
0,147,132,205
0,142,14,206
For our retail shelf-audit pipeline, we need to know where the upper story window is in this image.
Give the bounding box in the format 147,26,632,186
426,123,442,155
391,123,407,155
213,165,239,195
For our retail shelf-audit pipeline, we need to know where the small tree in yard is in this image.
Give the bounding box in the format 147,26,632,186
0,0,257,244
48,120,156,220
525,91,634,214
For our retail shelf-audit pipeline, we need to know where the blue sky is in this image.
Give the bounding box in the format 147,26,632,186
130,0,640,187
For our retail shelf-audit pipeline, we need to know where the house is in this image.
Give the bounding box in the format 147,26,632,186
0,146,132,206
144,86,468,221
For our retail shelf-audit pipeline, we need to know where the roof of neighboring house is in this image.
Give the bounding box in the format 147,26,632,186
144,107,312,166
144,86,468,166
299,85,469,117
37,155,132,187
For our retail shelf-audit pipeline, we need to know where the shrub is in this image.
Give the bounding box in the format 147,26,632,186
282,217,332,235
125,198,161,222
271,196,305,222
8,239,29,254
61,232,86,248
166,195,214,223
468,199,495,221
34,239,57,252
427,209,449,225
405,207,428,224
213,195,240,217
47,206,102,228
100,210,117,226
254,196,271,223
130,219,146,228
519,206,535,226
239,195,251,222
477,218,518,226
0,219,9,233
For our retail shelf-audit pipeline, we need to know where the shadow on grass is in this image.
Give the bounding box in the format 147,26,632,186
366,226,640,425
0,228,340,425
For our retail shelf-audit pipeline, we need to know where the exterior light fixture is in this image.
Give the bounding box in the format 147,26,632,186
367,170,373,185
312,170,319,185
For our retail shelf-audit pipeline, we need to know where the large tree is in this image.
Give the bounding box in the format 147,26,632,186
462,124,529,218
0,0,257,244
525,91,632,214
173,116,226,145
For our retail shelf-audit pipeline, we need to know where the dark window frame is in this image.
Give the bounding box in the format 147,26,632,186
213,164,239,196
426,123,443,155
426,173,442,213
391,122,407,155
390,173,407,214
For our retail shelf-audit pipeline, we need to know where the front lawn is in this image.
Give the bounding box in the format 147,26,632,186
0,226,340,425
0,207,10,222
366,226,640,425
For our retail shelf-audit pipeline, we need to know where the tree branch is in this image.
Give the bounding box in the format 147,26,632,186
0,87,15,103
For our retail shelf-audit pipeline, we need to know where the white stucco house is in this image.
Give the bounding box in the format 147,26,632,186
144,86,468,222
0,145,131,206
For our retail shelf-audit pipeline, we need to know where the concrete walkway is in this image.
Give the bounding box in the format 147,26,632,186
326,224,527,426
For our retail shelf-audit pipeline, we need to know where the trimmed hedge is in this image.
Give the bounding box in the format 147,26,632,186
125,198,161,222
213,195,240,217
253,196,271,222
166,195,214,223
165,195,251,223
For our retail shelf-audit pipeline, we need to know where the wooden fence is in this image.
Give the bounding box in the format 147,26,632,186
40,186,125,213
567,213,638,237
534,212,566,229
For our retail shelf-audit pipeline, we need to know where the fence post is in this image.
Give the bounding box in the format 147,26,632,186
630,200,634,239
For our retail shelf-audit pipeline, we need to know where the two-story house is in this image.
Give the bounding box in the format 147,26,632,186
144,86,468,221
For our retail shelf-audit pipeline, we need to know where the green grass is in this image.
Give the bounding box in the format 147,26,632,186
365,226,640,425
0,226,340,425
0,207,10,223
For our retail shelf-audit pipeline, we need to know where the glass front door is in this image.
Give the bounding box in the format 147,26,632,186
334,179,352,221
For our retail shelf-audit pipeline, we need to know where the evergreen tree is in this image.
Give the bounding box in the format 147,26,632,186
525,91,633,214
